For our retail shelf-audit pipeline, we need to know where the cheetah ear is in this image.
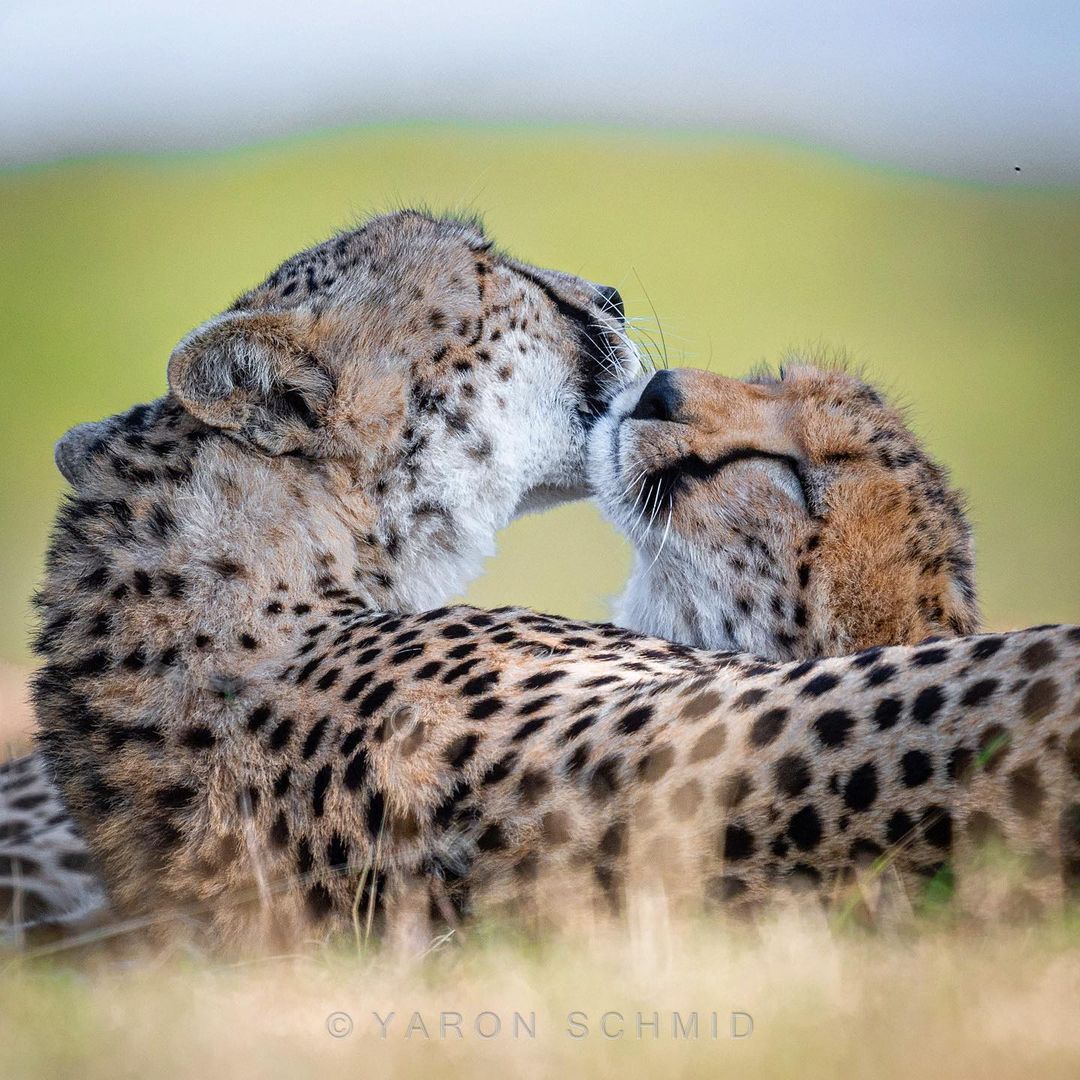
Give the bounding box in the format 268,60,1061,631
54,419,110,486
167,309,336,456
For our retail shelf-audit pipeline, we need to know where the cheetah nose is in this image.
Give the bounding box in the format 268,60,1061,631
629,370,682,423
594,284,624,320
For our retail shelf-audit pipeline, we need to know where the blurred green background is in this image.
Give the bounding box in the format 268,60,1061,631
1,125,1078,662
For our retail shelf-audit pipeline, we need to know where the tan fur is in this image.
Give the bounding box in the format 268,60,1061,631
593,363,977,657
5,209,639,938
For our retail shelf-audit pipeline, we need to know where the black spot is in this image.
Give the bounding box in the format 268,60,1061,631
1020,639,1057,671
269,811,289,848
315,667,341,692
182,725,216,750
913,647,949,667
921,807,953,849
343,750,369,791
306,884,334,920
588,757,621,800
477,824,506,852
1022,678,1059,723
866,664,897,687
961,679,998,708
813,709,855,748
445,733,480,769
706,875,748,903
911,685,946,724
886,809,914,845
520,670,567,691
358,680,395,718
246,704,272,733
787,806,823,851
1009,763,1045,818
802,672,841,697
311,764,332,817
775,754,812,797
302,717,330,760
155,785,196,810
462,671,500,696
946,746,975,781
618,706,653,735
72,650,111,677
273,767,292,797
723,824,756,861
901,749,933,787
341,672,374,702
121,648,146,672
468,697,503,720
843,763,878,811
785,660,818,683
366,790,386,838
267,717,294,752
849,838,884,862
733,688,767,711
326,833,350,871
566,744,591,776
970,636,1004,661
433,780,471,829
851,647,884,669
718,771,754,810
512,716,548,742
750,707,787,747
874,697,901,729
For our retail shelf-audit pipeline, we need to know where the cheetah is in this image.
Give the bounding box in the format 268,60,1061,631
5,208,640,938
590,362,979,658
27,231,1077,950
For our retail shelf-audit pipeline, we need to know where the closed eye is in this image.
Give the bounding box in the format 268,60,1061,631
648,447,813,514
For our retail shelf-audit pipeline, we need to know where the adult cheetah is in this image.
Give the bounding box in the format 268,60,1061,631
4,209,640,938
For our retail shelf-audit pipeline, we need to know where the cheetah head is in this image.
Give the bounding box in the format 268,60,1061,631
170,211,636,501
590,362,979,658
54,212,639,603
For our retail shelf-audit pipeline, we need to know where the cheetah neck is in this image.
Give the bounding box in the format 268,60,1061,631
613,534,820,662
36,397,524,673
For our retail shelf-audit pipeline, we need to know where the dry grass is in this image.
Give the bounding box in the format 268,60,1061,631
2,909,1079,1079
4,667,1080,1077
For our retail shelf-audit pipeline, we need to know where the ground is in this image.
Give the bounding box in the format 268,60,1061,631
2,906,1079,1078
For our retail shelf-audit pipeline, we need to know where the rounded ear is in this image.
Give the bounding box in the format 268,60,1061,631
167,310,336,456
55,420,110,486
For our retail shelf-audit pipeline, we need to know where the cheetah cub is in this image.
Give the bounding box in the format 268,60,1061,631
590,363,978,657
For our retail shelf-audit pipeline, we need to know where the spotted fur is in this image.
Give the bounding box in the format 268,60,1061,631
8,226,1077,946
4,209,638,939
591,363,978,657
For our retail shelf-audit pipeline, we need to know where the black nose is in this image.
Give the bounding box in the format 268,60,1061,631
629,370,681,423
594,284,624,320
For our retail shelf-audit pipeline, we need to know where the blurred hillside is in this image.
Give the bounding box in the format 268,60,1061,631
1,125,1078,662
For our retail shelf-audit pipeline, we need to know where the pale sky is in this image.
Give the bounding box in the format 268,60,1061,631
1,0,1078,180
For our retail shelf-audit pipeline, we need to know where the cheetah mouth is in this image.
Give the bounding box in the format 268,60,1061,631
575,318,638,427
